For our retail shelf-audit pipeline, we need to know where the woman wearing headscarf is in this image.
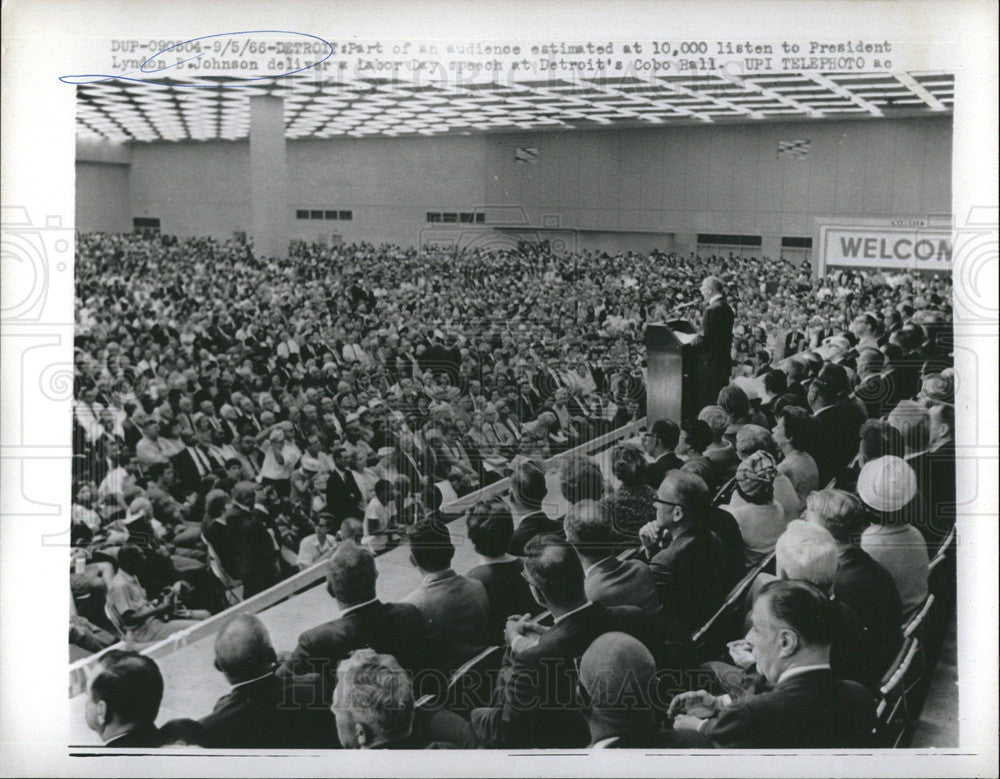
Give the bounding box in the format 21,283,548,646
720,451,788,567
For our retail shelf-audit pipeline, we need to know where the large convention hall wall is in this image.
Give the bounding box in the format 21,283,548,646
127,142,253,239
483,116,952,257
75,162,132,234
286,136,489,247
120,135,490,246
80,115,950,255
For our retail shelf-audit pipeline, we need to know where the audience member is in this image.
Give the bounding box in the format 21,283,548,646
85,650,167,747
332,648,456,749
465,496,540,644
670,580,876,747
720,452,787,567
857,456,930,620
194,614,336,748
507,459,561,556
469,534,654,748
297,513,339,570
601,442,658,547
771,406,820,503
579,632,712,749
280,543,429,697
106,545,207,645
642,420,683,489
638,471,726,631
565,500,665,636
404,519,492,672
805,489,903,677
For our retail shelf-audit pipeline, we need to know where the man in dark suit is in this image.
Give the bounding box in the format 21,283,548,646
201,489,240,581
228,482,281,598
688,276,735,411
670,580,876,748
808,363,867,486
469,534,655,749
507,459,563,556
171,433,219,499
640,471,727,633
84,650,167,748
805,488,903,679
279,542,429,700
643,419,684,489
324,446,364,522
194,614,337,748
565,500,666,639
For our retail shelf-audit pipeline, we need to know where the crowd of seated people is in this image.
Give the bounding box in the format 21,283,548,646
73,231,954,750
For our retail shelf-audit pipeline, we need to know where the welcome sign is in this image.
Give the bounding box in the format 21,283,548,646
817,219,953,273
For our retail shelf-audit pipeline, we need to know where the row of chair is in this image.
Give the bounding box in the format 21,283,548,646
872,525,956,747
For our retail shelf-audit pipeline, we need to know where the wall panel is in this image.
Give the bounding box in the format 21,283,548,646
79,116,951,256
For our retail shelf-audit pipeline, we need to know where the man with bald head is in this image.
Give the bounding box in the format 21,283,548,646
579,633,710,749
196,614,337,748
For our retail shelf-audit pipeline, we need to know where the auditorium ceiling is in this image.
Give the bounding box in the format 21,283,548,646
76,71,953,142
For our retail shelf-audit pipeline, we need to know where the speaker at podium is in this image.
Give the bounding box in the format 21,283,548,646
645,321,698,425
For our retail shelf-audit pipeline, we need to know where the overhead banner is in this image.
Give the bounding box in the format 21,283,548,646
817,219,953,273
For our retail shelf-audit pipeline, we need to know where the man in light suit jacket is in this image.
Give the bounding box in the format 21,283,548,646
688,276,735,412
404,519,492,674
670,579,876,748
279,542,429,700
564,500,665,640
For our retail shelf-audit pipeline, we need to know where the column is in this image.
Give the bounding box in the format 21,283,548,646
249,95,288,259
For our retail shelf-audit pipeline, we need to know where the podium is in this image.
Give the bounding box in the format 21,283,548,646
645,321,697,425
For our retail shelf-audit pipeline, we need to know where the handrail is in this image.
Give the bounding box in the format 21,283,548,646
69,417,645,698
439,416,646,516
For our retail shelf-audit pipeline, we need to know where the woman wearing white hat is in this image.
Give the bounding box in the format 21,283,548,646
856,455,929,620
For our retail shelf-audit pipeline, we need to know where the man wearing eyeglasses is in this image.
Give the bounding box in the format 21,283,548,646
639,470,726,632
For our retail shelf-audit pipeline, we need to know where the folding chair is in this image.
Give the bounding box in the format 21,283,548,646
903,595,935,642
711,477,736,508
201,534,243,605
873,637,921,748
534,610,554,627
104,599,132,644
442,645,503,715
926,543,956,666
931,525,956,561
928,536,956,604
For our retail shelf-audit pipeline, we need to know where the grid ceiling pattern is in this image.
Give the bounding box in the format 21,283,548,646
76,71,954,142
